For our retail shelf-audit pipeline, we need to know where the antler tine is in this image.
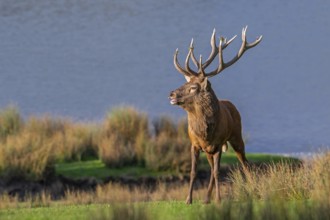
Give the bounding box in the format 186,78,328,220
203,37,224,78
204,26,262,78
174,49,194,81
198,55,206,77
185,39,199,75
237,26,248,57
247,35,263,49
189,39,200,68
222,35,237,49
202,30,237,70
201,29,217,69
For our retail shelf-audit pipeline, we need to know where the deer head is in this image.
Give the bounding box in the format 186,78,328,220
169,26,262,110
169,74,212,111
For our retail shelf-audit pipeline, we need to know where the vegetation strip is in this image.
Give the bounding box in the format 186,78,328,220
0,200,329,220
0,106,328,219
0,105,299,182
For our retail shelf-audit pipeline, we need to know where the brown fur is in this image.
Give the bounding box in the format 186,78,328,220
169,76,249,204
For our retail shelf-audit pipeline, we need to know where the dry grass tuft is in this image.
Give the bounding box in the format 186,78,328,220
0,113,99,181
97,107,149,167
309,151,330,203
229,151,330,202
153,115,177,138
0,131,55,181
55,122,98,162
62,182,209,205
144,133,190,172
144,116,190,172
98,134,137,167
0,106,23,142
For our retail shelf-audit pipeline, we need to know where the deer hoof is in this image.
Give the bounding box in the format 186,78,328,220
185,197,192,205
203,199,211,204
214,198,221,204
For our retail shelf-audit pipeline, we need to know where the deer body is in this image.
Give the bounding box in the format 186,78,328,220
188,99,240,154
169,26,262,204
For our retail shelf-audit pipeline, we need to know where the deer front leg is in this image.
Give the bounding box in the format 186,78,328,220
204,153,214,204
186,146,200,205
213,150,222,203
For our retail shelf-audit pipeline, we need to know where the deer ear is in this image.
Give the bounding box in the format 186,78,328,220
184,75,191,82
201,77,209,90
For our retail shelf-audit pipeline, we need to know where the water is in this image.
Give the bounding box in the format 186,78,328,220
0,0,329,154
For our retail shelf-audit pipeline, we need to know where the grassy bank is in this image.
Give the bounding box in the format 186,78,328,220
0,200,328,220
0,151,328,219
55,153,299,180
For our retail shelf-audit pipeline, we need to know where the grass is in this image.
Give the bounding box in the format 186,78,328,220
98,106,149,167
55,152,299,180
0,106,22,142
0,203,213,220
0,203,193,220
55,160,174,179
0,152,328,219
214,152,299,165
0,204,101,220
0,200,328,220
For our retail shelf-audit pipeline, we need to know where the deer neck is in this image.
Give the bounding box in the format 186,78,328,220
187,90,220,140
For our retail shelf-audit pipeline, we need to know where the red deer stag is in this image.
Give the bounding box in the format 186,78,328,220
169,26,262,204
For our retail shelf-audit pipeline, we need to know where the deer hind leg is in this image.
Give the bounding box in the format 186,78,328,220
204,153,214,204
229,136,249,171
186,146,200,205
229,137,254,184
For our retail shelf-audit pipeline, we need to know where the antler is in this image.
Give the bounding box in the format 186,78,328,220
174,26,262,81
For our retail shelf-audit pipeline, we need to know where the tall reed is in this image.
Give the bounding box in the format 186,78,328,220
229,151,330,202
145,116,190,172
144,133,190,172
0,131,55,180
0,113,99,180
97,106,149,167
54,122,98,162
0,106,23,142
309,151,330,203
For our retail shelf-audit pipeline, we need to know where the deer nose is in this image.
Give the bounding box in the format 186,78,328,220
169,91,176,99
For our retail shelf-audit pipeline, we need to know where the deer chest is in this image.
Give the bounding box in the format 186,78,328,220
189,129,221,154
188,120,229,154
188,120,216,141
201,144,219,154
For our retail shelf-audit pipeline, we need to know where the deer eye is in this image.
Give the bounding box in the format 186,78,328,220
189,85,198,93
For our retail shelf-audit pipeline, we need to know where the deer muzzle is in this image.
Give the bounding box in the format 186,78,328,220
169,91,180,105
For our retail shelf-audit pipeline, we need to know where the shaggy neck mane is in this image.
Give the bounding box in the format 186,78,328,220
187,89,220,140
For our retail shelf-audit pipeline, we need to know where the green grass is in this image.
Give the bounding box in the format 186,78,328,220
1,152,327,220
0,200,327,220
55,160,175,180
0,204,101,220
0,203,182,220
221,152,300,164
0,203,194,220
55,153,300,180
